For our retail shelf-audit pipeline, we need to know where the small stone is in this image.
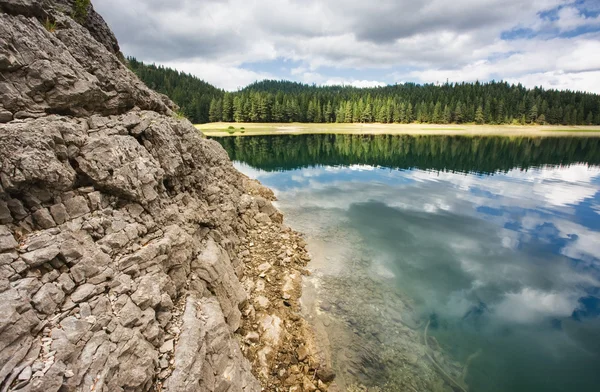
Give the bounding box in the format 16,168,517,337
159,339,174,353
57,273,76,293
21,245,60,267
303,376,317,392
32,282,65,314
70,283,96,303
64,196,90,218
49,204,69,225
80,302,92,317
316,367,336,383
18,366,32,381
245,331,260,343
32,208,56,229
0,226,18,252
31,362,43,372
254,295,270,310
159,358,169,369
297,345,308,361
64,369,74,378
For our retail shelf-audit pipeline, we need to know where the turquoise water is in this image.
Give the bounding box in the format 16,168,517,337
215,135,600,392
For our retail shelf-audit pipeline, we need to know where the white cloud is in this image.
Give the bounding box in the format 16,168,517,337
323,79,387,88
94,0,600,91
554,5,600,32
159,61,275,91
494,288,579,324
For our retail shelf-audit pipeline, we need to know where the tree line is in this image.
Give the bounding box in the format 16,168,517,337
127,57,224,123
129,58,600,125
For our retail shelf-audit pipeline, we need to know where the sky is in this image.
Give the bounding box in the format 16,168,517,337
94,0,600,92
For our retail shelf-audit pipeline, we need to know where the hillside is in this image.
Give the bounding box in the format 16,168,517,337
129,61,600,125
128,58,223,124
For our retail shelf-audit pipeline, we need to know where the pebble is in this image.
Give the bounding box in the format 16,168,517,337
18,366,32,381
296,345,308,361
159,339,174,353
245,331,260,343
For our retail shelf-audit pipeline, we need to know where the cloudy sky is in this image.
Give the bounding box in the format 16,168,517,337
95,0,600,92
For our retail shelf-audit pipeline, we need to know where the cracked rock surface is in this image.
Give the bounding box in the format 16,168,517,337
0,1,331,391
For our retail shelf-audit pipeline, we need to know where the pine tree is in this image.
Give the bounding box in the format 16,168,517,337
406,103,414,123
233,96,244,122
377,105,387,123
307,100,317,122
443,105,451,124
432,101,442,123
222,93,233,122
345,101,353,123
475,105,484,124
454,101,463,123
537,114,546,124
325,101,333,123
208,98,218,122
528,104,538,124
362,98,373,122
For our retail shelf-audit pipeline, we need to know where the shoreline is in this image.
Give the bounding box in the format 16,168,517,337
196,122,600,138
236,177,336,391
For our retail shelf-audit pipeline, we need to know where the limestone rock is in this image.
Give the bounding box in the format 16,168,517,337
0,1,299,391
0,225,18,252
21,245,60,267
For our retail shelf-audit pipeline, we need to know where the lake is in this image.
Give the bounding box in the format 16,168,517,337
214,134,600,392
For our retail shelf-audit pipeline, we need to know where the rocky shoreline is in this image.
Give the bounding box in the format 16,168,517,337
0,1,332,391
236,179,336,391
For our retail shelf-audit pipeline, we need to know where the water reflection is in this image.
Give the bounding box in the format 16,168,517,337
216,134,600,173
213,135,600,392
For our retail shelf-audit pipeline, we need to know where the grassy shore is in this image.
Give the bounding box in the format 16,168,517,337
195,122,600,137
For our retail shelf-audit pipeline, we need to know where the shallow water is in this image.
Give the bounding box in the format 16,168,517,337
215,135,600,392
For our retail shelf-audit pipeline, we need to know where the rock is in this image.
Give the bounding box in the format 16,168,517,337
0,201,12,224
64,196,90,219
49,204,69,225
118,298,142,327
303,376,318,392
87,191,102,210
131,274,162,310
70,283,96,303
32,208,56,229
0,225,18,251
254,295,270,310
297,345,309,362
32,283,65,314
259,314,282,346
245,331,260,343
316,367,336,383
21,246,60,267
255,212,271,224
18,366,32,381
159,339,174,353
57,273,76,293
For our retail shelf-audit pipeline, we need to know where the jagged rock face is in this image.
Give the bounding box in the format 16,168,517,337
0,1,277,391
0,0,173,121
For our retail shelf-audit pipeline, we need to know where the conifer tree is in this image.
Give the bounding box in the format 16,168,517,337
475,105,484,124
